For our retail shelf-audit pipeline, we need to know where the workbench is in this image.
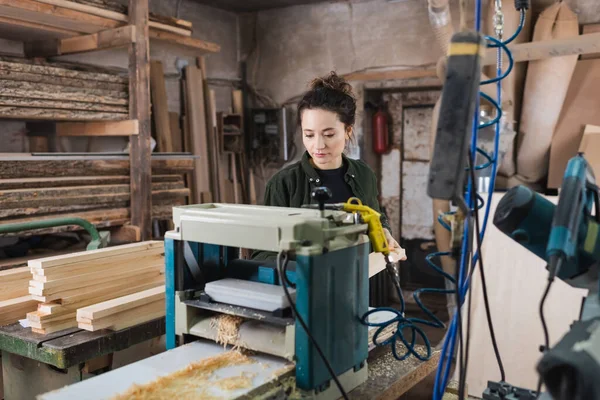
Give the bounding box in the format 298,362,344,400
0,318,165,399
37,337,441,399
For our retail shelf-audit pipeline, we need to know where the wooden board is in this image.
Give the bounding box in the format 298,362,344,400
581,24,600,60
78,299,164,331
0,181,184,208
0,296,38,326
0,175,182,190
150,60,172,152
0,0,120,34
0,69,127,91
0,96,127,113
0,106,126,121
32,0,192,35
0,79,127,104
149,29,220,53
77,286,164,320
0,59,127,84
548,59,600,188
0,267,30,302
0,155,194,179
198,57,219,201
168,112,182,152
56,120,138,136
462,193,587,396
184,65,211,203
483,32,600,65
24,25,135,57
29,240,163,269
128,0,152,241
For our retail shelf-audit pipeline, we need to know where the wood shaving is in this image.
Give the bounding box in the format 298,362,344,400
111,350,254,400
214,371,257,390
210,314,245,349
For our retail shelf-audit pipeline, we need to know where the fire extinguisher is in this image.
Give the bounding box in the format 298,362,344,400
372,104,389,155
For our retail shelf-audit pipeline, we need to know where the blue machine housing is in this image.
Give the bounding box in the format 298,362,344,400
164,236,370,393
294,242,370,391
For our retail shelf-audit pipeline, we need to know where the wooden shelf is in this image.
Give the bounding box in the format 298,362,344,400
0,0,221,240
0,0,220,54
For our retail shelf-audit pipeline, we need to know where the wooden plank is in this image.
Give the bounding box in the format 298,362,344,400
24,25,135,57
150,60,172,152
0,185,187,210
56,120,138,136
344,68,437,82
581,24,600,60
483,32,600,65
0,14,80,37
168,112,182,152
0,174,182,190
59,24,134,53
0,69,126,91
0,59,127,84
0,296,39,326
198,57,219,201
32,0,192,35
52,276,163,306
185,65,211,203
0,202,129,219
0,156,194,179
29,263,163,295
29,240,162,269
149,29,220,53
0,80,127,106
0,96,127,113
0,0,120,34
231,154,240,204
31,249,163,278
0,266,31,282
78,299,164,331
128,0,152,241
77,286,164,320
0,107,127,121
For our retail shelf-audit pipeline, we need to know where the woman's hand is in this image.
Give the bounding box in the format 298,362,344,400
384,228,407,261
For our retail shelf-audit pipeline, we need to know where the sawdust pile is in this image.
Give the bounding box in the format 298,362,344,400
210,314,245,348
111,350,254,400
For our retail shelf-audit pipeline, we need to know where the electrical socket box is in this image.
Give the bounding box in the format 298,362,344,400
249,108,289,164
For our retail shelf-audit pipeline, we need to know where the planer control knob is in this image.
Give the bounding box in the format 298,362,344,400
312,186,332,214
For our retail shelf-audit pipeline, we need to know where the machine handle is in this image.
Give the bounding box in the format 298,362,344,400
312,186,332,213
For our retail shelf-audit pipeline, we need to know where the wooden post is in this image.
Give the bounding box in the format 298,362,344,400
128,0,151,240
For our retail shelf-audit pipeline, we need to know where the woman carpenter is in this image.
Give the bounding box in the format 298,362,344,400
257,71,403,257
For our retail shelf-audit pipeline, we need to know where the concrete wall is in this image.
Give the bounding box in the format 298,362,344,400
242,0,448,105
240,0,463,201
0,0,239,152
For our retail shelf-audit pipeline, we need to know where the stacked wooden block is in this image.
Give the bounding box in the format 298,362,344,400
0,56,129,121
0,155,192,236
0,267,39,326
27,241,165,334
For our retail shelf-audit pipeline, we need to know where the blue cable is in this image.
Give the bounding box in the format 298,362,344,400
432,4,526,399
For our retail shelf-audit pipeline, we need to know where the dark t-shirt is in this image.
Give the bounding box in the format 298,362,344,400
315,164,354,203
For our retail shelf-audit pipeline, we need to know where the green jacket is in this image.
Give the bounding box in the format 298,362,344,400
252,151,390,261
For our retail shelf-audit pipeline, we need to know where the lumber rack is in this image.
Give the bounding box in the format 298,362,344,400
0,318,165,399
0,0,221,242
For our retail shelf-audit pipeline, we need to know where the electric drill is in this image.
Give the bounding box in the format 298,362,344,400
492,154,600,400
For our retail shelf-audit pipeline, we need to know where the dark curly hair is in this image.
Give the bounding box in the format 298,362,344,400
297,71,357,131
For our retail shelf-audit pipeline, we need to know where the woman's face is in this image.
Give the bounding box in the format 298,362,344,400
301,108,349,170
